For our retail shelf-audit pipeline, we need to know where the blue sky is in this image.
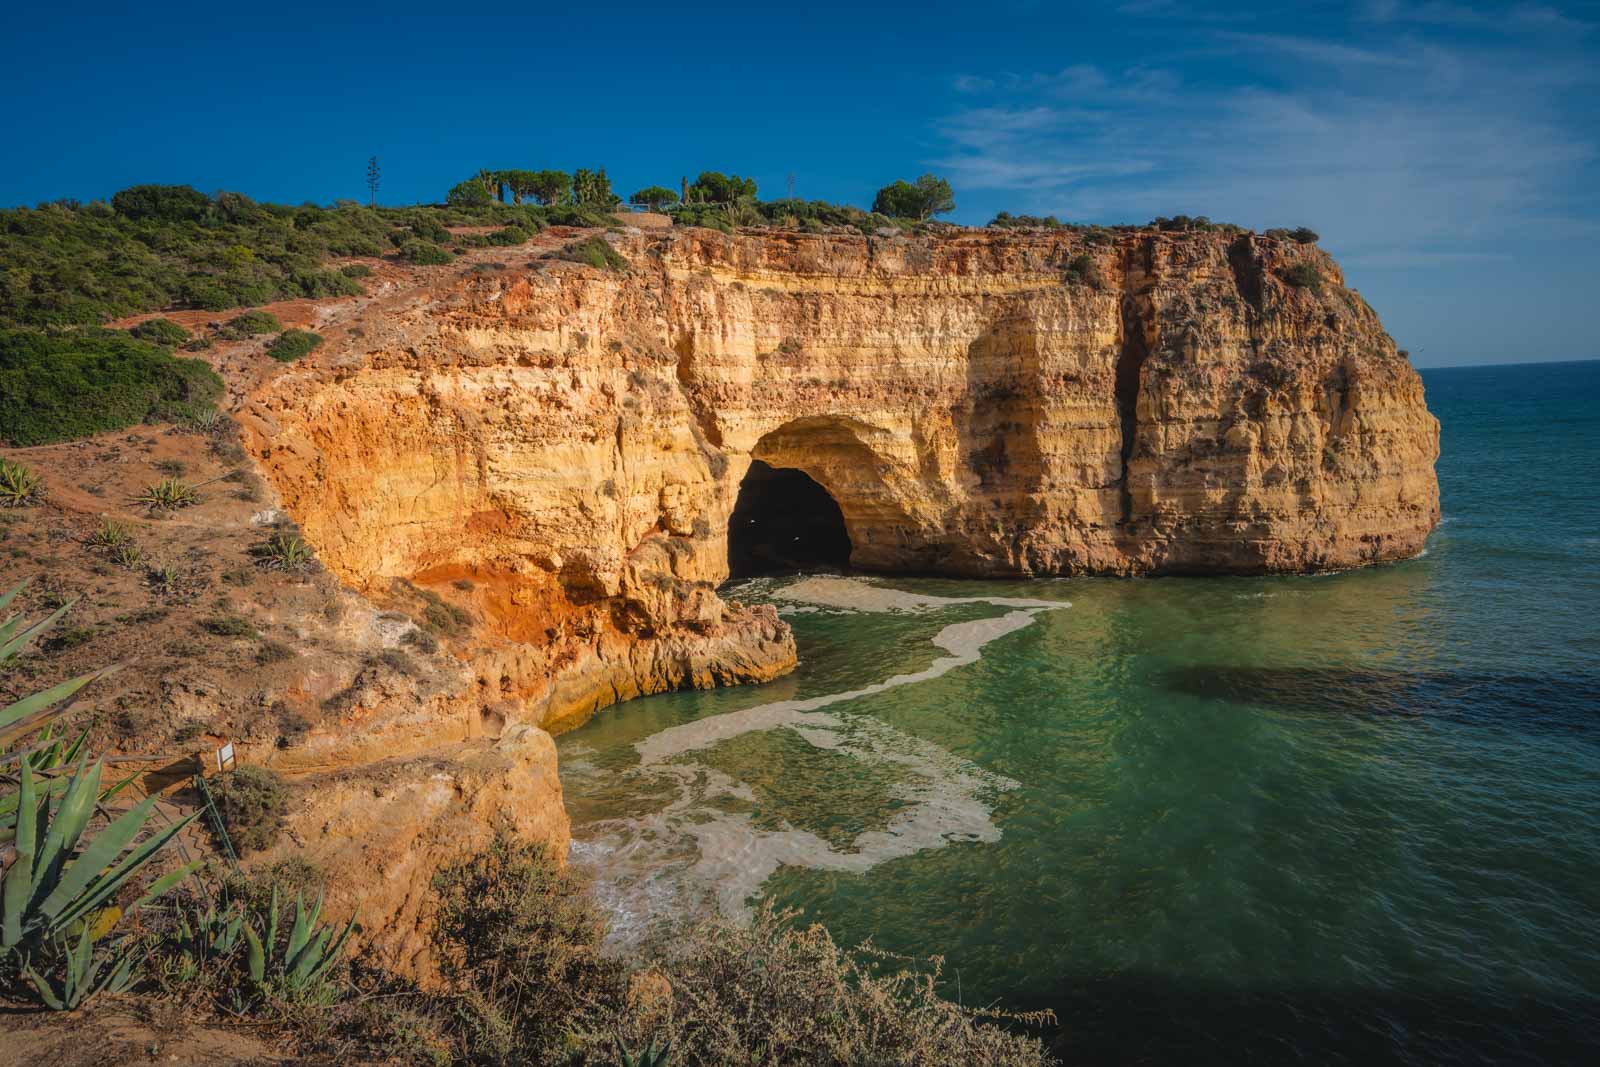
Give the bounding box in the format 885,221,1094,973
5,1,1597,367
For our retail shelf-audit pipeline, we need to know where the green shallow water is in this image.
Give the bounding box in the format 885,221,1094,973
558,361,1600,1065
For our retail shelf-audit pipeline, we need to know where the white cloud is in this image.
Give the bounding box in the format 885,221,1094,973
928,23,1597,263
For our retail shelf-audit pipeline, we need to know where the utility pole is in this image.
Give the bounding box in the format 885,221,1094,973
366,156,381,207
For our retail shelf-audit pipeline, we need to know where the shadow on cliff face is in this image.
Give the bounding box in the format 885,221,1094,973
1025,972,1598,1066
728,460,852,578
1161,665,1600,737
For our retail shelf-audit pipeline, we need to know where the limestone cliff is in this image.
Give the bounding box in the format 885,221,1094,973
231,223,1436,973
245,225,1436,676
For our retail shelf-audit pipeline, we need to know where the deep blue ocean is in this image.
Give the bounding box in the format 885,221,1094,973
561,359,1600,1065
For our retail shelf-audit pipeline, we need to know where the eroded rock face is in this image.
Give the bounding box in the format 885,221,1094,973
247,225,1437,596
279,724,568,976
237,224,1437,974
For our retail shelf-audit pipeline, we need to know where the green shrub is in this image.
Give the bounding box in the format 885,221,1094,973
1266,227,1321,244
433,832,619,1064
217,765,290,854
555,236,628,272
217,310,282,339
129,317,192,346
0,457,42,506
484,225,532,247
110,183,212,222
1064,252,1103,289
0,193,393,327
340,263,372,278
199,614,258,639
0,329,223,446
990,211,1066,229
266,329,322,362
403,217,453,245
401,241,453,265
1281,262,1324,293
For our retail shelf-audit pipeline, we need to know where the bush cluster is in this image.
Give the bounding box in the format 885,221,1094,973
266,329,322,362
401,241,453,265
1064,253,1104,289
418,829,1058,1066
217,765,290,855
0,190,382,328
216,310,282,339
0,328,223,446
128,317,191,346
1281,262,1324,293
128,827,1057,1066
554,236,629,272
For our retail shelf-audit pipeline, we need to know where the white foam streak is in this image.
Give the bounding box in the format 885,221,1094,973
571,577,1068,943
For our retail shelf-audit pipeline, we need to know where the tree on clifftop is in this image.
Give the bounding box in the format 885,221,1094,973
629,185,680,212
500,169,541,205
447,177,493,208
528,169,572,207
572,168,620,208
872,174,955,220
688,171,757,209
366,155,381,207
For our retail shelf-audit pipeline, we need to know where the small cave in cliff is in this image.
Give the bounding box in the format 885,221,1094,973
728,461,852,578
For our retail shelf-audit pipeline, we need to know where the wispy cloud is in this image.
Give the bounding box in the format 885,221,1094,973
929,12,1597,265
1213,31,1415,67
1361,0,1591,32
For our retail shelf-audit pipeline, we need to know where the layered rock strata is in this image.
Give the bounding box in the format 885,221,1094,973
238,226,1438,970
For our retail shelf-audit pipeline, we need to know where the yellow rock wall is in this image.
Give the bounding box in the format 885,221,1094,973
236,224,1438,975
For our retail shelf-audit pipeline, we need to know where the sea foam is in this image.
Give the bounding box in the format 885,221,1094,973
568,576,1068,944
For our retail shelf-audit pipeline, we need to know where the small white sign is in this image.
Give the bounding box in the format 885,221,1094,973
216,741,236,773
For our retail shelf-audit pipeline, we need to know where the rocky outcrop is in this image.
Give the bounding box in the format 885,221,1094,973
280,724,568,975
247,225,1437,596
233,223,1437,974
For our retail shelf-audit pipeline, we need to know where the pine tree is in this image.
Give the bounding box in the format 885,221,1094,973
366,156,381,207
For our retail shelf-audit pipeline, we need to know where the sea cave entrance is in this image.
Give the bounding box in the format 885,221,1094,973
727,460,852,578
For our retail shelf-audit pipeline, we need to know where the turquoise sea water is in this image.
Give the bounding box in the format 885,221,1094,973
559,360,1600,1065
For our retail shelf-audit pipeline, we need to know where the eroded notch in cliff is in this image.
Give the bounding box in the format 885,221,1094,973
1116,288,1152,526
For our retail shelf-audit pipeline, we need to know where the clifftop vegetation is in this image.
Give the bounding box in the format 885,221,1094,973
0,173,1321,448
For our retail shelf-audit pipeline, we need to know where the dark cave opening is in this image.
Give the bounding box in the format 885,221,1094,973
727,460,853,578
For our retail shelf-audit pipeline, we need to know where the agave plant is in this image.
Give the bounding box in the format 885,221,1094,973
0,458,42,508
252,531,313,573
146,563,181,595
162,898,247,983
615,1035,674,1067
2,754,198,956
21,923,143,1010
1,579,199,1010
85,520,133,549
242,885,357,999
1,581,114,752
137,477,199,511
